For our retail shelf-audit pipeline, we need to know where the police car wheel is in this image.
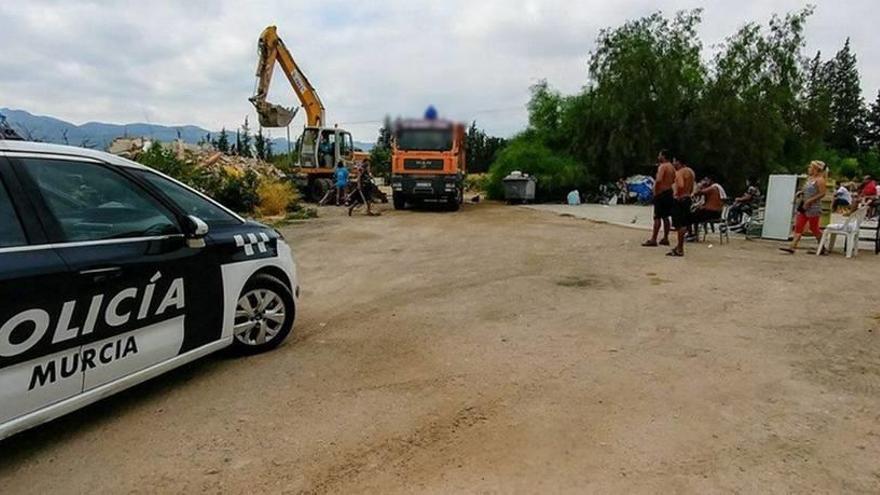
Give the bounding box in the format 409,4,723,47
231,274,295,354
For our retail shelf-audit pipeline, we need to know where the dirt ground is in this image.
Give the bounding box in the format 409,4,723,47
2,202,879,494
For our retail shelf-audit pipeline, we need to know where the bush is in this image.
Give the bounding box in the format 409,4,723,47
136,142,302,217
464,173,490,192
486,136,590,201
192,168,261,214
257,179,299,216
138,141,196,182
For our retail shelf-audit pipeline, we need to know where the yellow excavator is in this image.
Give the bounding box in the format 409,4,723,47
249,25,356,201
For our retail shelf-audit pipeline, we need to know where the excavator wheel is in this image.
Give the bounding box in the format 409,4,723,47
309,178,332,202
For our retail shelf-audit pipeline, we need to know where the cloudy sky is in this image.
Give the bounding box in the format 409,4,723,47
1,0,877,142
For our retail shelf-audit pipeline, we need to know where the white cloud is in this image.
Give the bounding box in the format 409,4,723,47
1,0,877,142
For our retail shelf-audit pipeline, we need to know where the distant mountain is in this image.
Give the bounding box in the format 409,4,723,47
0,108,374,152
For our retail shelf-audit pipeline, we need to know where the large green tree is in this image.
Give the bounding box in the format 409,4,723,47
585,10,705,181
827,39,866,154
466,121,506,173
489,8,876,197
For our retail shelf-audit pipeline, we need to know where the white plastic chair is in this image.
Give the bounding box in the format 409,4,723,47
817,206,869,258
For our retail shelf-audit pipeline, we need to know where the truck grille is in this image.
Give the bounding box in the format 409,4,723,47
403,158,444,170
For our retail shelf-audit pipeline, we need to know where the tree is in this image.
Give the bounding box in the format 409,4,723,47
369,116,394,179
863,91,880,152
466,121,506,173
237,117,253,158
827,39,866,154
800,51,833,153
583,10,706,181
689,9,813,185
254,127,269,161
493,9,873,195
214,128,230,153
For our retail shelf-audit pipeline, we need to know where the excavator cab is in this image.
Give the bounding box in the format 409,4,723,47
299,127,354,169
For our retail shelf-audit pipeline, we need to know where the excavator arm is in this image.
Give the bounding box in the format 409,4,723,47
249,26,326,128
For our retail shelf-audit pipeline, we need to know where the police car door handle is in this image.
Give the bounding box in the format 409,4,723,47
79,266,123,282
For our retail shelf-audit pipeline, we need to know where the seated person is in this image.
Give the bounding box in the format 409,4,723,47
832,183,852,212
728,176,761,224
318,137,334,168
691,175,725,225
857,175,878,215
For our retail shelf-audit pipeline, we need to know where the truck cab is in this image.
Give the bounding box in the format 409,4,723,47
390,119,466,211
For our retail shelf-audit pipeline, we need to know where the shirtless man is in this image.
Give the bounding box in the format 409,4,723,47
643,150,676,247
691,175,725,225
668,156,695,257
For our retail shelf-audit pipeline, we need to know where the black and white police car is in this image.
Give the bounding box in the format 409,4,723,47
0,140,299,440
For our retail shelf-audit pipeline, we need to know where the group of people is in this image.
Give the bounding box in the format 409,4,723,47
319,159,380,216
641,150,728,257
832,174,878,216
640,149,877,256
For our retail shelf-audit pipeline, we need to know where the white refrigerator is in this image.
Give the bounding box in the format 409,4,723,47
762,174,800,240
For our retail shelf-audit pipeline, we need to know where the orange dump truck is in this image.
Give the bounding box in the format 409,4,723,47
390,117,466,211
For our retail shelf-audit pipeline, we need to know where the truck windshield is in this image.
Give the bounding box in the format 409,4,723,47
396,129,453,152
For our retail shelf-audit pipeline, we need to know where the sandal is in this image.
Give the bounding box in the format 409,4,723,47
642,240,658,247
658,239,670,246
778,247,795,254
666,249,684,257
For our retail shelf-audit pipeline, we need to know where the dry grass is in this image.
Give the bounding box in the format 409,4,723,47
257,179,299,216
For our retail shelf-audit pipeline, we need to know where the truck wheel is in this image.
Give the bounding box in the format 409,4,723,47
447,192,461,211
231,274,295,355
393,192,406,210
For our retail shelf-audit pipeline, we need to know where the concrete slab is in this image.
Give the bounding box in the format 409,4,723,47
521,203,879,253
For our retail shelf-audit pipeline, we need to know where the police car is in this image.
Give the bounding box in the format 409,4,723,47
0,141,299,440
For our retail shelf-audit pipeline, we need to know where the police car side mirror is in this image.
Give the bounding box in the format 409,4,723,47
185,215,209,248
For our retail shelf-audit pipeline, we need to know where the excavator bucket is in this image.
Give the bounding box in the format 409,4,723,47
250,98,298,128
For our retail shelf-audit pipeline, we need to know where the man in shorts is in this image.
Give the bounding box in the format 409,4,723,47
643,149,675,247
668,156,695,257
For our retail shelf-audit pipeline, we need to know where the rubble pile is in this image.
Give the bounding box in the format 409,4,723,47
108,137,284,181
187,150,285,181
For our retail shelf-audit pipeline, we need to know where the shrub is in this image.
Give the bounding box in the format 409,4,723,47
137,141,196,183
464,173,490,192
257,179,299,216
486,135,590,201
192,168,261,214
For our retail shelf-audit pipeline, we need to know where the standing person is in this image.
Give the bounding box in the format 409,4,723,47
668,156,695,257
318,161,350,206
780,161,828,254
643,150,676,247
333,161,349,206
348,159,379,217
832,182,852,212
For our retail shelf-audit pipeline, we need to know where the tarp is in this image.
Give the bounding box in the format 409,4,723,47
626,175,654,203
